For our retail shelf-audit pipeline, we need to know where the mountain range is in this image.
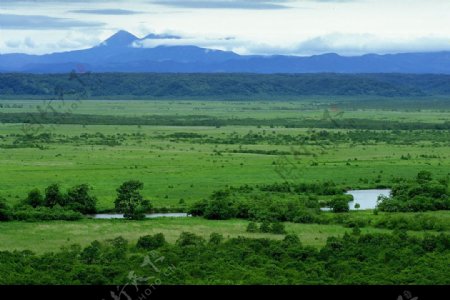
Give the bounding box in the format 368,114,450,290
2,30,450,74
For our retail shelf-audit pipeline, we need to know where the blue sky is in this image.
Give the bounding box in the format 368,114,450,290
1,0,450,56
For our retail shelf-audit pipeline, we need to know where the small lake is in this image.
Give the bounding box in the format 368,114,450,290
347,189,391,210
90,213,190,219
322,189,391,211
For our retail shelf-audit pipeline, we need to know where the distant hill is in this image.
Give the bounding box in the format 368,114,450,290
2,73,450,99
2,31,450,74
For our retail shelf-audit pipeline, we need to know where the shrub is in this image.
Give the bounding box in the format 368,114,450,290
44,184,65,207
203,191,238,220
23,188,44,208
209,233,224,245
246,222,259,233
136,233,166,250
0,197,10,221
271,222,287,234
176,232,205,247
65,184,97,214
329,195,350,213
10,206,82,221
259,221,271,233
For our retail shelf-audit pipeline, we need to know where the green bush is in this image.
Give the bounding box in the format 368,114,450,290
10,206,83,221
209,233,224,245
0,197,10,221
23,188,44,208
271,222,287,234
328,195,350,213
246,222,259,233
176,232,205,247
136,233,166,250
260,221,271,233
65,184,97,214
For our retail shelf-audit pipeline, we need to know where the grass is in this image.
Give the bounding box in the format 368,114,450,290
0,120,448,210
0,217,405,253
0,99,449,255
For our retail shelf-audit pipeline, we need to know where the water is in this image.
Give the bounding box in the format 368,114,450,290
91,213,189,219
347,189,391,210
321,189,391,211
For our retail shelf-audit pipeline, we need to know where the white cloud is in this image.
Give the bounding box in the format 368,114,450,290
1,0,450,55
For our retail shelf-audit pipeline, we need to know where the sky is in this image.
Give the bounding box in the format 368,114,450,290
1,0,450,56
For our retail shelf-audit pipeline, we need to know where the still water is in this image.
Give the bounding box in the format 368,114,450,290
91,213,189,219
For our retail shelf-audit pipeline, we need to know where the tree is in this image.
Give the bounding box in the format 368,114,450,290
329,196,350,213
203,190,237,220
354,203,360,210
44,184,64,207
24,188,44,208
66,184,97,214
114,180,150,220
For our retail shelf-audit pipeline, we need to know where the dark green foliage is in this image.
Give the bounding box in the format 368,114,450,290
328,195,350,213
417,170,433,183
203,190,238,220
246,222,259,233
80,241,102,264
9,206,82,221
65,184,97,214
176,232,205,247
208,233,224,245
115,180,151,220
377,171,449,212
4,73,450,100
0,232,449,284
190,182,328,223
6,184,98,220
23,188,44,208
373,214,446,231
1,113,449,130
271,222,287,234
0,197,10,221
136,233,166,250
283,234,301,247
260,221,271,233
44,183,65,207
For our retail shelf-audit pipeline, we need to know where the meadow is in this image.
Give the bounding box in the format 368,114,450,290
0,99,449,211
0,98,449,260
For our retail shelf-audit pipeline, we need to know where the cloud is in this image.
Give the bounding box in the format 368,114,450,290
68,9,142,15
4,37,36,49
0,14,105,30
132,32,450,56
290,33,450,56
152,0,290,10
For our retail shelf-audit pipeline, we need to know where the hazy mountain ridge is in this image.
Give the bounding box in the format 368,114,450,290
2,31,450,74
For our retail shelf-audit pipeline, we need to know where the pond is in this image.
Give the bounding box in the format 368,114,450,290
322,189,391,211
90,213,190,219
347,189,391,210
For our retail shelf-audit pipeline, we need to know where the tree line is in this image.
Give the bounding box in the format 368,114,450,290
0,231,448,284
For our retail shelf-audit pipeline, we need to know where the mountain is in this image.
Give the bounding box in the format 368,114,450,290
2,30,450,74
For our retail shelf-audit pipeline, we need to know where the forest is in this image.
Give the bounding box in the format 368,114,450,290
3,73,450,100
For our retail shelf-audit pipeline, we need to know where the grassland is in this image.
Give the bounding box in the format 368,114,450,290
1,100,449,210
0,98,449,255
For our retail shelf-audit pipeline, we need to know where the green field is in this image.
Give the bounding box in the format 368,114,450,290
0,97,449,285
1,100,449,210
